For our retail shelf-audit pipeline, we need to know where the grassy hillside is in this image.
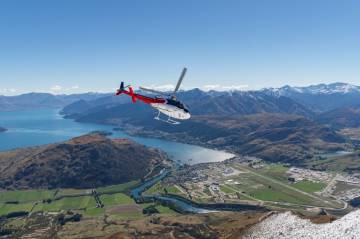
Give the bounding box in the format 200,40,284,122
317,106,360,129
0,133,169,189
123,114,347,165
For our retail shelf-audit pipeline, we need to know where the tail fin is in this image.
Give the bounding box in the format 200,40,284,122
116,82,125,95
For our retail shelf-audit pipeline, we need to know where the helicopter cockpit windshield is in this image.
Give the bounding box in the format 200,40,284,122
167,98,189,112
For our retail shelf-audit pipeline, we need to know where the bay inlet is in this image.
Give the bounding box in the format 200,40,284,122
0,108,234,165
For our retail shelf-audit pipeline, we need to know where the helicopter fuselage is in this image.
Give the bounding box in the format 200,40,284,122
150,100,190,120
116,88,190,120
115,67,189,123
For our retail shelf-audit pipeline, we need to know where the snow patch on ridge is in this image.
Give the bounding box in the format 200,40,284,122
242,210,360,239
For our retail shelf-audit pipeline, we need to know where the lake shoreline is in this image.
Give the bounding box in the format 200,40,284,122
74,117,238,159
0,109,235,165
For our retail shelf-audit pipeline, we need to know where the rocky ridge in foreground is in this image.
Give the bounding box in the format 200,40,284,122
242,210,360,239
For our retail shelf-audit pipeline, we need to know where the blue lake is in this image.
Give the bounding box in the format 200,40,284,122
0,109,234,164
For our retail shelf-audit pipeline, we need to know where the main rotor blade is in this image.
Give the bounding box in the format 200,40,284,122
139,87,168,96
174,67,187,94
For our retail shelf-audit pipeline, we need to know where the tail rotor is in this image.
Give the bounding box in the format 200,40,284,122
129,87,136,103
116,82,131,95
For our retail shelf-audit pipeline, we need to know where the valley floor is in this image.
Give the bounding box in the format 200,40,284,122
1,157,360,238
146,157,359,215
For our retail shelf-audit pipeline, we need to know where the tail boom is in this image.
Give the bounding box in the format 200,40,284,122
116,82,166,104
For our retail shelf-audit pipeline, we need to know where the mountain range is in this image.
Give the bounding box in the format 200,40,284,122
60,82,360,128
0,92,110,111
0,133,169,189
61,89,314,121
2,82,358,116
265,82,360,112
58,83,360,118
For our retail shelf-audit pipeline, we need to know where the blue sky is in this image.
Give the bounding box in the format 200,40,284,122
0,0,359,95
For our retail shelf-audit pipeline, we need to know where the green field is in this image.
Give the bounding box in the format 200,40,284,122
34,196,96,212
0,190,54,203
258,164,289,181
0,181,140,217
97,180,139,194
144,182,185,197
100,193,133,206
225,182,305,203
83,207,105,217
229,164,338,207
154,205,178,214
0,202,34,215
220,185,236,194
165,186,181,194
292,180,326,193
0,179,178,218
56,189,88,197
251,186,308,203
144,182,163,194
0,190,56,215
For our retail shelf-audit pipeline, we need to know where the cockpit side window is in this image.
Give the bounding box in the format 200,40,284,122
167,98,189,112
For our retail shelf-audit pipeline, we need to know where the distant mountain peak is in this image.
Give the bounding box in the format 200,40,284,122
262,82,360,112
268,82,360,95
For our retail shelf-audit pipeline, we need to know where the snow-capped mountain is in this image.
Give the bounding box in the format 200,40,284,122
263,83,360,112
273,83,360,95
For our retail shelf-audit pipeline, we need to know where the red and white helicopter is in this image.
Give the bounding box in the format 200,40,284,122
115,68,190,124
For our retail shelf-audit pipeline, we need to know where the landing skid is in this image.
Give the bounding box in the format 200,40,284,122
155,111,180,125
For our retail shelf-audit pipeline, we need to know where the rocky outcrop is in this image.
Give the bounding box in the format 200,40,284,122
242,210,360,239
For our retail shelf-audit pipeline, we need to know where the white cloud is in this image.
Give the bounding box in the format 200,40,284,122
47,85,82,94
50,85,63,91
0,88,18,95
201,84,219,91
201,84,248,91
